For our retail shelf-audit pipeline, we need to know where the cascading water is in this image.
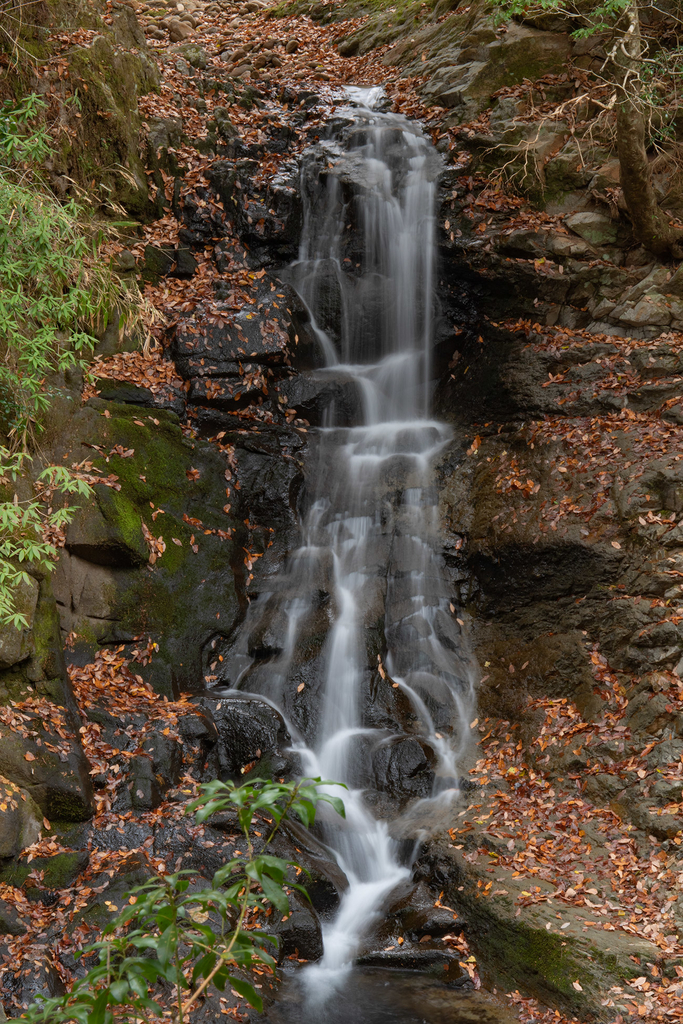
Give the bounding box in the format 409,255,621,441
214,90,477,1012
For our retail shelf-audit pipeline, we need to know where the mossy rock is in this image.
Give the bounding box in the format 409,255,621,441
422,838,666,1018
0,849,88,892
67,32,159,215
0,576,39,672
173,43,210,69
0,571,83,718
3,2,159,215
56,400,242,696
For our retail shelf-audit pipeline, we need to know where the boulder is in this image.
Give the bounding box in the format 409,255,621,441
174,42,209,68
425,24,572,120
196,694,293,779
0,576,39,671
0,776,42,860
0,724,94,822
372,736,436,802
565,211,620,246
168,18,193,42
269,892,323,961
382,880,458,941
275,370,363,426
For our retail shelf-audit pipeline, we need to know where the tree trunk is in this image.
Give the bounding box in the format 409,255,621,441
614,2,683,258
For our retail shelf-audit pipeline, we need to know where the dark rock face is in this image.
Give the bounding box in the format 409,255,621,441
275,370,363,426
170,280,327,426
52,401,242,697
0,952,66,1009
372,737,436,804
171,286,295,375
269,892,324,961
196,694,295,779
180,161,302,260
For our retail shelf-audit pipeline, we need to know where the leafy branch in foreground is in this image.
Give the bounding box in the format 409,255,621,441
8,777,345,1024
0,450,93,629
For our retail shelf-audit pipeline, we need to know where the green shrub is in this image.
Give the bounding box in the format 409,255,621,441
0,451,93,628
0,93,150,629
0,94,113,447
8,777,345,1024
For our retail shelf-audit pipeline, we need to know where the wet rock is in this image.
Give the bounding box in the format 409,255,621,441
211,106,239,143
269,892,323,961
197,694,293,778
220,425,307,555
115,720,184,811
275,370,362,426
0,951,66,1008
382,880,458,941
171,287,295,377
0,896,28,936
285,37,299,54
357,946,466,983
372,736,436,802
275,817,349,917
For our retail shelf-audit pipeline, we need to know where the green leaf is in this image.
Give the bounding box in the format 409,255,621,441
258,871,290,913
108,980,128,1003
227,976,263,1011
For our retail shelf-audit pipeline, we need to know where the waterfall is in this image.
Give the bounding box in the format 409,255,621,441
215,90,476,1001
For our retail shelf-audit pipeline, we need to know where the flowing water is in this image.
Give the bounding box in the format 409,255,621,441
215,90,477,1010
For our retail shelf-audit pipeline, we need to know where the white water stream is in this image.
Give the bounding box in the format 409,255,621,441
217,91,476,1000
